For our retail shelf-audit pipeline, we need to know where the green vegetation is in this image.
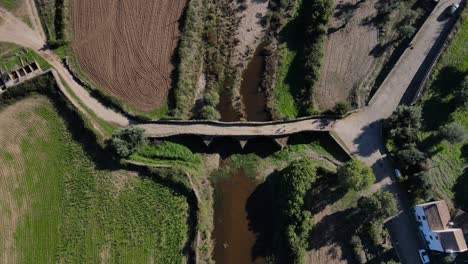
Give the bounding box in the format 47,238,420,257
0,46,50,72
271,0,333,118
111,126,147,158
274,159,317,264
384,12,468,207
0,0,18,10
349,191,398,263
337,159,375,192
0,97,189,263
130,142,202,172
34,0,71,45
173,0,237,120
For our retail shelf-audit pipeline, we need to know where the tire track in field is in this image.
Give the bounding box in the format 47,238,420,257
71,0,187,111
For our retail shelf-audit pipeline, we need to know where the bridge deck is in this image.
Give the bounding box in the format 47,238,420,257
138,118,336,138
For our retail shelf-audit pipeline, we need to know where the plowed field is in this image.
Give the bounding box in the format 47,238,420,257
71,0,187,111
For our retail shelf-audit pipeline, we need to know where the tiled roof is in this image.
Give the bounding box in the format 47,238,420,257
423,201,450,230
438,229,468,252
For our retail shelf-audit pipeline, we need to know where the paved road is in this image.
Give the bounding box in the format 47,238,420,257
333,0,456,263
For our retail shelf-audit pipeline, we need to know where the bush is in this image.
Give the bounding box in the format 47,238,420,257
337,159,375,191
350,235,367,264
274,159,317,264
396,144,426,168
201,105,221,120
357,191,398,221
332,101,351,115
439,122,466,143
111,126,147,158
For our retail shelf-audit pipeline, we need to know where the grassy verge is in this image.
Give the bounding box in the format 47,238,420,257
34,0,71,44
0,96,189,263
0,0,18,10
417,11,467,208
271,0,333,119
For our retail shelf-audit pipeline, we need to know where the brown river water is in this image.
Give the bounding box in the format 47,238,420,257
218,42,270,122
213,170,267,264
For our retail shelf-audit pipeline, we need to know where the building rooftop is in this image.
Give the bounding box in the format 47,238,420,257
423,201,451,230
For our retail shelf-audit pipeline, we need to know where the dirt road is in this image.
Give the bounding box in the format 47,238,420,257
333,0,456,262
0,7,130,127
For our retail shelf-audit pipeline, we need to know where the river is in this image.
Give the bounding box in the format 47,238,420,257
218,42,270,122
213,169,267,264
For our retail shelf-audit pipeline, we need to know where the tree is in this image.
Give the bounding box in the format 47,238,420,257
439,122,466,143
111,126,147,158
337,159,375,191
275,159,317,264
387,105,422,130
357,191,398,221
396,143,425,168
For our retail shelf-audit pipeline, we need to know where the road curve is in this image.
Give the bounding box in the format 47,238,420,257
333,0,457,263
0,8,130,127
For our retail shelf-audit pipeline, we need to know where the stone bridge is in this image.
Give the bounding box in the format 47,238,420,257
137,117,337,149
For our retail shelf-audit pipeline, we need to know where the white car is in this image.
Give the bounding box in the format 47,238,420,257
419,249,430,264
394,168,402,178
449,3,459,16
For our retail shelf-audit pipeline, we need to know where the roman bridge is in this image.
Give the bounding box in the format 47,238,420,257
136,117,338,149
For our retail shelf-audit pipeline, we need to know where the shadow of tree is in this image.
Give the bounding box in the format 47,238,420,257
307,208,358,263
246,170,279,261
305,168,346,215
352,119,384,158
422,66,466,131
453,168,468,212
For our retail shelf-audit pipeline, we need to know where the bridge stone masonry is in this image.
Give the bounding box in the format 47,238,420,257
136,116,337,149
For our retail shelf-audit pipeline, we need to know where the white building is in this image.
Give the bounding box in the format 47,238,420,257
415,200,468,253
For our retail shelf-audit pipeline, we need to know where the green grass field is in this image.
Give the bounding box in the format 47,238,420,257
0,44,50,72
419,11,467,209
0,96,189,263
0,0,19,10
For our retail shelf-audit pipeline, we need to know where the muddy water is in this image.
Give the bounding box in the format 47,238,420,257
240,43,270,122
218,87,239,122
213,170,267,264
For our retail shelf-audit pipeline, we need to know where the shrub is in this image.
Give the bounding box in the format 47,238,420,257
439,122,466,143
357,191,398,221
441,253,457,264
201,105,221,120
332,101,351,115
111,126,147,158
350,235,367,264
274,159,317,264
337,159,375,191
396,144,426,168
